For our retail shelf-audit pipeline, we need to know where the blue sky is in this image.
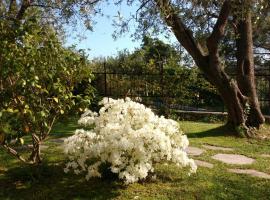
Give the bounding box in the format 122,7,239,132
65,2,141,59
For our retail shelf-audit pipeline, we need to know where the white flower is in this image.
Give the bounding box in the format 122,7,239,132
63,98,196,184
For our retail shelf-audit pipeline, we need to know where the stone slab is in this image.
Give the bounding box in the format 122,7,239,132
202,144,233,151
49,138,65,143
186,146,205,156
260,154,270,158
194,160,214,168
14,144,48,150
212,154,255,165
14,144,33,150
40,145,49,150
228,169,270,179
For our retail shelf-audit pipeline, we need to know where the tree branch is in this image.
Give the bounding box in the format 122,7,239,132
29,4,61,10
16,0,33,20
41,116,57,140
136,0,151,21
154,0,206,66
1,144,32,164
207,0,231,53
8,0,16,14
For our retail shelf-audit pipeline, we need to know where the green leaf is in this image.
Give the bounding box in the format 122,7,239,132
53,97,59,103
6,108,14,113
36,84,42,89
19,138,24,145
40,111,46,117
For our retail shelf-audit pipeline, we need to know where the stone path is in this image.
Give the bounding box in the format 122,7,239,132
14,144,49,150
187,145,270,179
49,137,66,143
227,169,270,179
40,145,49,150
260,154,270,158
211,154,255,165
194,160,214,168
202,144,233,151
186,147,205,156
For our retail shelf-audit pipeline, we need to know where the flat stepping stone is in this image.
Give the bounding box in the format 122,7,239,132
228,169,270,179
202,144,233,151
49,138,66,143
14,144,48,150
212,154,255,165
40,145,49,150
194,160,214,168
260,154,270,158
186,146,205,156
14,144,33,150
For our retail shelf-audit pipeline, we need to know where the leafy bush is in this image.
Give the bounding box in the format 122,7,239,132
64,98,196,184
0,12,94,163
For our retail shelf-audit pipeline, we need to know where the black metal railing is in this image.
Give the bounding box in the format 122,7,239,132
92,67,270,115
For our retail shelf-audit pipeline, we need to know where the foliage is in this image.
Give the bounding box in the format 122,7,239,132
92,37,222,110
0,0,101,31
0,10,94,162
63,98,196,184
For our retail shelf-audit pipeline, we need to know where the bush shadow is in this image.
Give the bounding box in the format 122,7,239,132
0,162,124,200
187,124,235,138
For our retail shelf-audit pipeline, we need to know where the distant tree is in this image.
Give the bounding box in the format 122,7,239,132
92,37,222,111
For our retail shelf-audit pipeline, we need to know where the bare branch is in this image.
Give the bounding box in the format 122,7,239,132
136,0,151,21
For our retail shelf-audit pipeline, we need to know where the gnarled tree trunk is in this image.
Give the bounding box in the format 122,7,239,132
155,0,264,136
235,11,265,128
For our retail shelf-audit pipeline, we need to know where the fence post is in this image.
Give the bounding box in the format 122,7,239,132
161,61,164,98
104,61,107,97
268,66,270,112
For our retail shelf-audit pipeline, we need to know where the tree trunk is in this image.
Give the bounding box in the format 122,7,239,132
155,0,264,136
235,11,265,128
195,56,249,134
29,133,41,164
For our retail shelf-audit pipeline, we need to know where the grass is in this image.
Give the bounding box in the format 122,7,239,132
0,119,270,200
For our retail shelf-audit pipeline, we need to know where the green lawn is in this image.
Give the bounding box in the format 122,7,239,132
0,119,270,200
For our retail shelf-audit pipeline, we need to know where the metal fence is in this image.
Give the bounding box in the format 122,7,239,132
92,67,270,115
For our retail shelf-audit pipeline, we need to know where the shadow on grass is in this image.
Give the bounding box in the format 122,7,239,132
187,124,235,138
1,163,270,200
0,163,124,200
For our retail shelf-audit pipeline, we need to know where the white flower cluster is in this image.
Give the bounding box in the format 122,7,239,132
63,98,197,184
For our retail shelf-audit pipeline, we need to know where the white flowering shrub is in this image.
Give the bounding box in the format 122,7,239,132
63,98,197,184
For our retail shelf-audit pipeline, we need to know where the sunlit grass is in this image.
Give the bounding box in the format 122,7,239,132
0,119,270,199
